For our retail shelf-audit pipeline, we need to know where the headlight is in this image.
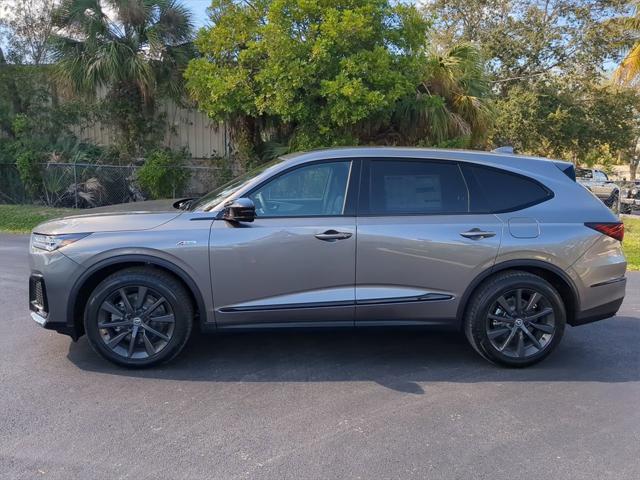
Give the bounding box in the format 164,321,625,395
31,232,90,251
632,188,638,196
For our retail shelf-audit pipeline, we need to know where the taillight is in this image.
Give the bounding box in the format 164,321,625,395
585,222,624,241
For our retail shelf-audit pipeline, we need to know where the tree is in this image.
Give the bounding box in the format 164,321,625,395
491,81,639,163
425,0,627,91
0,0,59,64
185,0,431,171
394,43,493,147
613,1,640,86
50,0,195,156
186,0,493,171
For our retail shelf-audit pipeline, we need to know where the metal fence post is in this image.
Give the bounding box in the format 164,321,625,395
73,162,78,209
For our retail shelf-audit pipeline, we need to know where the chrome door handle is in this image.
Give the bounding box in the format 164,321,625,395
314,230,353,241
460,228,496,240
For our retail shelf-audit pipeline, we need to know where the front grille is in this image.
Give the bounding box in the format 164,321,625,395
29,275,48,316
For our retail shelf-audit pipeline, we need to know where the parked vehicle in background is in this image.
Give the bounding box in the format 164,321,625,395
28,148,627,369
576,168,620,210
621,180,640,214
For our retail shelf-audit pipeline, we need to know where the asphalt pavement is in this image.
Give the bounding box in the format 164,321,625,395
1,233,639,480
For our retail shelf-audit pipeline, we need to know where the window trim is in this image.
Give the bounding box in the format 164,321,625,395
242,158,360,219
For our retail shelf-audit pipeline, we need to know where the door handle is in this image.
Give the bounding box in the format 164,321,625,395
314,230,353,241
460,228,496,240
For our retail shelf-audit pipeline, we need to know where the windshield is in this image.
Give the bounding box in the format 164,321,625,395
189,158,284,211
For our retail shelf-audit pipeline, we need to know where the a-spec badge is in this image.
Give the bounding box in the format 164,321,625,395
176,240,197,247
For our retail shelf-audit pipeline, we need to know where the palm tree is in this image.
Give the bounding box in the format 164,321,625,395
394,43,493,147
613,1,640,86
50,0,194,155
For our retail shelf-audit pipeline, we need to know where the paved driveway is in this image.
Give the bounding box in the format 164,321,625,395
1,233,639,480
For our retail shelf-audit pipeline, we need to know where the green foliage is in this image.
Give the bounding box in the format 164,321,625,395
491,82,639,164
51,0,195,156
427,0,628,89
15,148,43,196
137,149,190,199
186,0,435,162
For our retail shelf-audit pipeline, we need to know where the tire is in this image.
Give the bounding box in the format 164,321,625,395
84,267,193,368
464,270,566,368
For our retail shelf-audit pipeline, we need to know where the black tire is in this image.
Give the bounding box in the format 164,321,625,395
464,270,566,367
84,267,193,368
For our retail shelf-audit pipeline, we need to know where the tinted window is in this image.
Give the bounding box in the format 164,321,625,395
462,164,552,213
367,160,469,215
249,161,351,217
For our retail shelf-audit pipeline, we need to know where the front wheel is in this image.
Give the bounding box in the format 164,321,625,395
84,267,193,368
465,271,566,367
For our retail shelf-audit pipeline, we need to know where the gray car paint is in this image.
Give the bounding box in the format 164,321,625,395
29,147,626,337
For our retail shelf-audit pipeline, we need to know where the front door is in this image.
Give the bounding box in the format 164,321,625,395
210,160,357,328
355,158,502,326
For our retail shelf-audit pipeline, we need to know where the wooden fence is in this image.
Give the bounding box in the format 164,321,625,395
70,97,230,160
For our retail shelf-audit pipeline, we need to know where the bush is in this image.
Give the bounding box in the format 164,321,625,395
137,149,190,199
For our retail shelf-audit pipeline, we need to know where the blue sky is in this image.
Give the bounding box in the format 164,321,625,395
185,0,212,29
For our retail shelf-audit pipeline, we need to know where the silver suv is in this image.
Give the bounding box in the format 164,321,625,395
29,148,627,368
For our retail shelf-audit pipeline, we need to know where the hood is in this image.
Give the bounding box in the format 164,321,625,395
33,199,183,235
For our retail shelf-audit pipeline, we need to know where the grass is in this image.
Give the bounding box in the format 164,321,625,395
0,205,75,233
623,216,640,271
0,204,638,270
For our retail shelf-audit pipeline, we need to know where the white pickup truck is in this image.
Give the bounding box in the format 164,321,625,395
575,168,620,209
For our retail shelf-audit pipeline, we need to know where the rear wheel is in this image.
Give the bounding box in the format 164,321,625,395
84,267,193,368
465,271,566,367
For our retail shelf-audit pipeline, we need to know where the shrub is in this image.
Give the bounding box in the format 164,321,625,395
137,149,190,199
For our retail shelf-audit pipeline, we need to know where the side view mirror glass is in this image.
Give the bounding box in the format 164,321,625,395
223,197,256,223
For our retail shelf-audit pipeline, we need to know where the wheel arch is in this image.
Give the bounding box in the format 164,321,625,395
67,254,210,339
457,259,580,328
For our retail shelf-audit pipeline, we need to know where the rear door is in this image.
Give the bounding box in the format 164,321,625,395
354,158,503,326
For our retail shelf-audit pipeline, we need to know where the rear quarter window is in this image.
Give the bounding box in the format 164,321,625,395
461,164,553,213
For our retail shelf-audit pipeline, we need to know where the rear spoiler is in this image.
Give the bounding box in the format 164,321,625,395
553,161,576,181
492,146,576,181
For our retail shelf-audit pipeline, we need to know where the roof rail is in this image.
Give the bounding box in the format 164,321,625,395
492,146,514,154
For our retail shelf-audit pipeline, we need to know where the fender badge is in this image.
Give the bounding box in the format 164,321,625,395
176,240,197,247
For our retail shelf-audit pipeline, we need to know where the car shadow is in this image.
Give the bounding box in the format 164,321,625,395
66,314,640,394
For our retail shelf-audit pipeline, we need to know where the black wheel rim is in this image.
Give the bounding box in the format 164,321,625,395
485,288,556,359
97,286,175,360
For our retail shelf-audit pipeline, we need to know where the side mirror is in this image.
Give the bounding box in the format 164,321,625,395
223,197,256,223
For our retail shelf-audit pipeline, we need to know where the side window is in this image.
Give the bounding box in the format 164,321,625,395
576,168,593,180
249,161,351,217
594,171,608,182
462,164,552,213
367,160,469,215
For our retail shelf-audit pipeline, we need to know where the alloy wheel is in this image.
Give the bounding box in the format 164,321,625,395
485,288,556,359
97,285,176,360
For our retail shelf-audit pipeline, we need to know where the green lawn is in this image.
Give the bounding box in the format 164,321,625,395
0,204,639,270
0,205,75,233
623,216,640,271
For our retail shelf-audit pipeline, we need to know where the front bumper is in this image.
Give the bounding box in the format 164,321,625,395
29,247,85,340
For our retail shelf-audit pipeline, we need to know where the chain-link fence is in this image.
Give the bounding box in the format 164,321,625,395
0,162,225,208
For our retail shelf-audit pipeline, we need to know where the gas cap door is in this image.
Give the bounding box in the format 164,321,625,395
508,217,540,239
